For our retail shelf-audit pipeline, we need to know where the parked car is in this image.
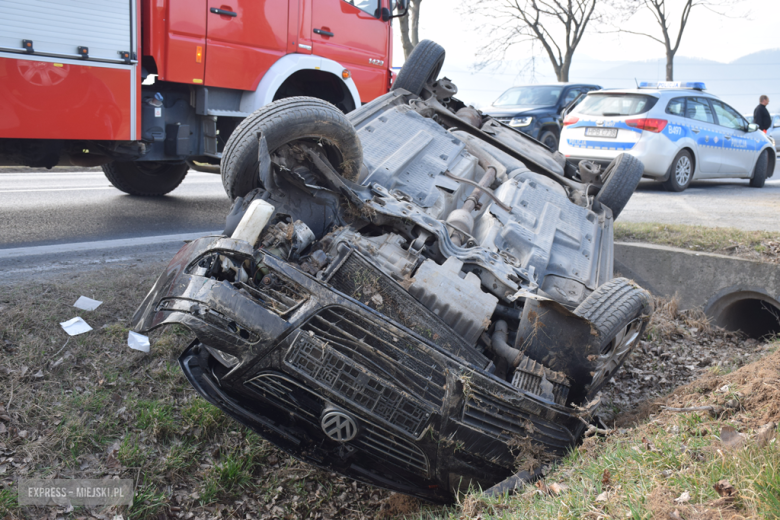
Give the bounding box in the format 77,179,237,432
559,82,776,192
482,83,601,151
132,41,652,502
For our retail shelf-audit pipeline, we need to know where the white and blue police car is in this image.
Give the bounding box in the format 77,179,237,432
558,82,776,191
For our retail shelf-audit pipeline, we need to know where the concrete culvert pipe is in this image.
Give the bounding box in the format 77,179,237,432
705,289,780,339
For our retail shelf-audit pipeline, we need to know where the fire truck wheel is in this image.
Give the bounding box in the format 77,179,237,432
391,40,445,96
102,161,189,196
221,97,363,200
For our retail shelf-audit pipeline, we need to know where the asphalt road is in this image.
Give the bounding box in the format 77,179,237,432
0,168,231,283
2,160,780,283
0,169,230,248
620,160,780,232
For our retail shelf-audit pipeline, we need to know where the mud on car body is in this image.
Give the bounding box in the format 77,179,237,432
132,41,653,502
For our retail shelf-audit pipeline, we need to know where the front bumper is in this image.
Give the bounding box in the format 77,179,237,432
133,236,589,502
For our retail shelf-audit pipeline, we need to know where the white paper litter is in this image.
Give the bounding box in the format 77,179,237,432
73,296,102,311
60,317,93,336
128,331,150,353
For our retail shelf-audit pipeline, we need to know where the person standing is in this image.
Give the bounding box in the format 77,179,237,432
754,95,771,133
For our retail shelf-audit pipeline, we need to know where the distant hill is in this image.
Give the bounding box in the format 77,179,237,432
446,48,780,114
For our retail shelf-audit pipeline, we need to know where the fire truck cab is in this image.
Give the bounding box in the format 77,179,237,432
0,0,397,195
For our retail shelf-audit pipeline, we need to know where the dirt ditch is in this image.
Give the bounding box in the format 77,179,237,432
1,264,779,519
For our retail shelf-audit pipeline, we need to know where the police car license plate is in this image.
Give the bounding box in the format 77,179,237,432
585,127,618,138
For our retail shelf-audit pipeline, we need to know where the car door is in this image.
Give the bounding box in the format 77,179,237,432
683,96,720,175
311,0,389,103
710,99,752,176
204,0,289,91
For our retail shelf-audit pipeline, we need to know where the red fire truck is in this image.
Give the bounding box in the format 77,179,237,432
0,0,402,195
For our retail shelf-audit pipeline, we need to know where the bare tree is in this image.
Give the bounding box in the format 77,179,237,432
465,0,600,82
613,0,742,81
399,0,423,60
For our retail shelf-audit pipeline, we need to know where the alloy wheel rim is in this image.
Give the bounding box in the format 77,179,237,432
675,156,692,185
590,317,643,389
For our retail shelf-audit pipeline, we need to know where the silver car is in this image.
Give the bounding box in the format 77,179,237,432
559,82,776,191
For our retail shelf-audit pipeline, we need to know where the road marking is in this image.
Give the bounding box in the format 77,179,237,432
0,180,223,194
0,231,222,259
0,186,114,193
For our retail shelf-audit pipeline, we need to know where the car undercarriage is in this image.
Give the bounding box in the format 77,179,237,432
131,41,652,503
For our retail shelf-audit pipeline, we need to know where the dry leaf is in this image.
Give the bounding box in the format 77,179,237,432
755,422,776,447
713,479,737,500
674,491,691,503
535,481,551,495
720,425,745,449
601,468,612,487
595,491,609,502
548,482,568,495
641,436,657,451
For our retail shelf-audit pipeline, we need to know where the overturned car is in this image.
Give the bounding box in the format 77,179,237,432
132,41,652,502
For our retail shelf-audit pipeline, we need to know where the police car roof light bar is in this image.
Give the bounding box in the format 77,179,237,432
638,81,706,91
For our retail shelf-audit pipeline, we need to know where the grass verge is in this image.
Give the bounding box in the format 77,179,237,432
0,263,404,519
614,222,780,262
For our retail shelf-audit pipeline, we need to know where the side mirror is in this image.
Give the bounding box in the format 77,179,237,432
748,123,759,132
380,7,391,21
391,0,409,18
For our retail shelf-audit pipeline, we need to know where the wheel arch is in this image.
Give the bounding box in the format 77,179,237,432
664,145,697,182
238,54,361,115
756,145,776,179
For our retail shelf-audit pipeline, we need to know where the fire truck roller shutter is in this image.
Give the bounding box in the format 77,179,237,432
238,54,361,114
0,0,134,63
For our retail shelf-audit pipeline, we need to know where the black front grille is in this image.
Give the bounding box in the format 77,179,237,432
303,306,446,405
285,332,431,437
328,250,488,368
245,372,429,477
462,388,572,451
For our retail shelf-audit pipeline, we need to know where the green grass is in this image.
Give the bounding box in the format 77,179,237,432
134,399,176,440
0,488,18,516
614,221,780,256
128,483,169,520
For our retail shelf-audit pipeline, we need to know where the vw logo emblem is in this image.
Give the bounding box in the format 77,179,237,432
321,409,358,442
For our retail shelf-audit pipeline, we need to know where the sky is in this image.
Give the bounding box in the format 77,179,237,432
391,0,780,110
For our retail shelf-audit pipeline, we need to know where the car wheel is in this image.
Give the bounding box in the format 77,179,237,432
662,150,693,192
594,153,643,219
391,40,446,96
749,149,770,188
574,278,653,400
102,161,189,196
539,130,559,151
221,97,363,200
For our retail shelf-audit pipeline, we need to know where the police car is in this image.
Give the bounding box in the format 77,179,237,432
558,82,776,191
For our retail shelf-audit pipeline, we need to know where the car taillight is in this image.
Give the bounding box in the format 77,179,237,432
563,115,579,126
626,118,668,133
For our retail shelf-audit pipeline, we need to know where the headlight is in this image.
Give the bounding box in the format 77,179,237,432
509,116,533,127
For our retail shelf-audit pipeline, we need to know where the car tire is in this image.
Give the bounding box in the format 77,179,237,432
662,149,694,192
221,97,363,200
594,153,643,219
102,161,189,196
539,130,559,151
391,40,445,96
749,149,769,188
575,277,653,400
